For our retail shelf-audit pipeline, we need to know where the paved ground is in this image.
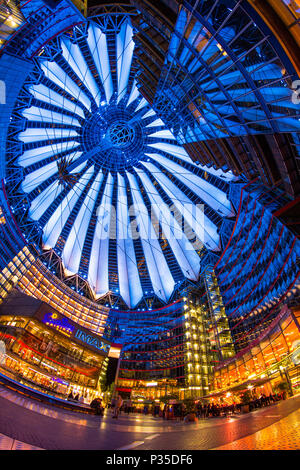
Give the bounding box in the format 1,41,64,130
0,385,299,450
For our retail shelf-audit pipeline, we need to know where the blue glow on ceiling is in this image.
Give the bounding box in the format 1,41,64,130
8,18,236,308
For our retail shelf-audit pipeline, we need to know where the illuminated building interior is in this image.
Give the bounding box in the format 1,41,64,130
0,0,299,424
0,289,111,403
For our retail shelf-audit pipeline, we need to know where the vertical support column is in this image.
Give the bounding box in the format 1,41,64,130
182,288,211,399
203,268,235,362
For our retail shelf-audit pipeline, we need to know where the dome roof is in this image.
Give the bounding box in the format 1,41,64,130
6,16,236,308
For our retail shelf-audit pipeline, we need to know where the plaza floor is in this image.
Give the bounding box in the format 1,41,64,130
0,384,299,450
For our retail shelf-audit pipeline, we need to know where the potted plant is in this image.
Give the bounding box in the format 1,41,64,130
240,390,252,413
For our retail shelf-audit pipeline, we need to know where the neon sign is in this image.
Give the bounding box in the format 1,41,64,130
74,329,109,353
42,312,109,354
43,312,74,337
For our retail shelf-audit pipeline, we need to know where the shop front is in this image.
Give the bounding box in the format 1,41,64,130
208,305,300,403
114,378,180,415
117,378,179,401
0,290,117,404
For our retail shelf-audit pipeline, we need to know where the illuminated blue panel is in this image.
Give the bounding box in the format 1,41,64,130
42,165,94,250
40,61,91,111
135,167,200,281
30,163,89,221
240,109,300,130
62,169,104,275
30,162,90,221
126,171,175,302
61,38,100,107
29,181,63,221
71,161,87,174
135,97,148,112
116,20,134,104
117,173,143,308
142,109,156,119
199,165,236,182
22,106,81,127
249,63,285,81
227,88,298,111
168,32,180,62
202,28,234,62
185,19,200,48
126,80,140,107
29,84,85,118
146,119,165,128
87,23,113,105
146,143,236,181
148,153,234,218
18,141,80,168
205,64,283,92
18,128,79,143
168,7,186,60
148,130,176,140
142,161,220,252
179,45,192,67
147,142,192,163
88,173,114,298
22,151,82,193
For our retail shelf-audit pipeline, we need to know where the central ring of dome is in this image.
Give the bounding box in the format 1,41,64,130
81,105,144,171
108,121,135,148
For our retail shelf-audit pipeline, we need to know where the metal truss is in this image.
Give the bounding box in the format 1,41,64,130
38,248,195,310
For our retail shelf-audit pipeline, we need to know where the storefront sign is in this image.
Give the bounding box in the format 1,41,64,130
108,344,122,358
41,310,110,355
74,329,110,354
42,312,74,337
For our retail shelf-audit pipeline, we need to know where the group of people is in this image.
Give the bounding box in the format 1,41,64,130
241,392,285,412
84,390,287,421
89,395,125,418
67,391,85,403
90,397,104,416
196,402,236,418
195,392,285,418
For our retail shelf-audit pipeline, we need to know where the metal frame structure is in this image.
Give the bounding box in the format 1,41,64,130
5,12,236,310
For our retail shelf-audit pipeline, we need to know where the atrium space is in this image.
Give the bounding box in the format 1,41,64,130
0,0,299,453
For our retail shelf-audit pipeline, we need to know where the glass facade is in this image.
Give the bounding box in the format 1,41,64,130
19,259,108,334
153,1,300,143
0,0,24,47
215,181,300,351
212,306,300,397
0,311,110,402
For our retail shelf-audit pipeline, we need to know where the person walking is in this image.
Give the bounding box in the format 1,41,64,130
113,394,123,419
127,399,132,414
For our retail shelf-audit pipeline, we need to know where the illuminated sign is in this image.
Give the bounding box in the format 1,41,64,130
42,312,110,354
74,329,110,354
42,312,75,337
108,345,122,359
